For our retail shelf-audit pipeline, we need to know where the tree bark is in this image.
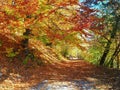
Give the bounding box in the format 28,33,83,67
117,55,119,69
99,16,119,66
109,42,120,68
21,28,31,56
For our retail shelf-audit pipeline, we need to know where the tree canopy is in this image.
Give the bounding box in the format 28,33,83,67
1,0,119,68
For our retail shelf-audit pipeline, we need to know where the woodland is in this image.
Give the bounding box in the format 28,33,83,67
0,0,120,89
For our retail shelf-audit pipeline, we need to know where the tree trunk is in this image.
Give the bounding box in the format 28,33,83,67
21,28,31,56
99,41,111,65
110,42,120,68
117,55,119,69
99,16,119,66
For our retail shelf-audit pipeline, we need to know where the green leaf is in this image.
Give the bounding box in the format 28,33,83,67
23,55,30,64
5,48,18,58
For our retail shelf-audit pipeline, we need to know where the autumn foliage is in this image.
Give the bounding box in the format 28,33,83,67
0,0,104,64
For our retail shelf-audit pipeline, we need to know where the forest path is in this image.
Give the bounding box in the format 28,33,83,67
0,58,120,89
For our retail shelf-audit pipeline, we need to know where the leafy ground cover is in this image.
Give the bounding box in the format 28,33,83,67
0,1,119,90
0,55,120,89
0,30,120,90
